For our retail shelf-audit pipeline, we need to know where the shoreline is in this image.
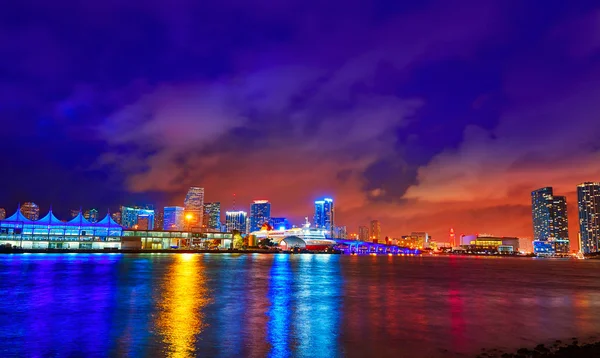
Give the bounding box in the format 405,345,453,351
0,248,341,255
478,337,600,357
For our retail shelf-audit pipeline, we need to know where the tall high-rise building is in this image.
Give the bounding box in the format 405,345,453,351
250,200,271,233
577,182,600,254
226,211,247,233
358,226,369,241
84,209,99,223
0,208,5,220
154,209,164,230
314,198,334,236
21,202,40,221
531,187,569,242
184,187,204,229
203,202,221,229
163,206,185,231
370,220,381,243
270,217,290,230
334,226,348,239
111,211,122,225
121,205,155,229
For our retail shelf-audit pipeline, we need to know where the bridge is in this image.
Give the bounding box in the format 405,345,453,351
333,239,421,255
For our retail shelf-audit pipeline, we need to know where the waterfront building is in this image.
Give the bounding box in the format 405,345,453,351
314,198,334,236
370,220,381,243
154,209,164,230
203,202,221,229
358,226,369,241
410,232,430,248
111,211,122,225
531,187,569,254
0,206,122,249
226,211,247,233
184,187,204,230
21,202,40,221
163,206,185,231
0,208,5,221
250,200,271,233
269,217,290,230
577,182,600,254
84,209,99,223
459,234,520,254
121,206,155,229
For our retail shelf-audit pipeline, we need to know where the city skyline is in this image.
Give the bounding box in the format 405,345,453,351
2,2,600,245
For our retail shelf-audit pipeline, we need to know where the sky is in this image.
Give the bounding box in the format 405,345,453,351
2,0,600,243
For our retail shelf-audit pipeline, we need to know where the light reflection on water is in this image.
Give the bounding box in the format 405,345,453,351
153,254,210,358
1,254,600,357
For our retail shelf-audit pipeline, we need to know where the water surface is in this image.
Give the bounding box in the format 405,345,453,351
1,253,600,357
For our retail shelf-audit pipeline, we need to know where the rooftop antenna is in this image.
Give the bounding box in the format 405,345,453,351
233,193,236,211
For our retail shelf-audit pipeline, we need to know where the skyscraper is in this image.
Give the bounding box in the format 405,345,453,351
203,202,221,229
226,211,247,233
154,209,164,230
370,220,381,243
531,187,569,241
577,182,600,254
531,187,569,254
184,187,204,229
358,226,369,241
250,200,271,233
84,209,99,223
21,202,40,220
0,208,5,220
121,205,155,229
314,198,334,236
334,226,348,239
163,206,185,231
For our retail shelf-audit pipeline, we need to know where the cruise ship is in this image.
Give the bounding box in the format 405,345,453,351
251,218,337,250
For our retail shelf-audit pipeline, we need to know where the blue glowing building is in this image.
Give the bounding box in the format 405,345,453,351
226,211,247,234
163,206,185,231
250,200,271,232
0,206,123,249
314,198,334,236
269,217,290,230
531,187,569,255
121,205,155,229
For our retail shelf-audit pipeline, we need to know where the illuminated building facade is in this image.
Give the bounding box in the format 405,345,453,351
370,220,381,243
0,207,122,249
21,202,40,221
184,187,204,229
314,198,334,236
203,202,221,229
358,226,369,241
578,182,600,254
269,217,290,230
0,208,5,221
84,209,99,223
250,200,271,233
70,209,79,218
154,209,164,230
137,216,150,230
164,206,185,231
111,211,122,225
531,187,569,254
459,234,520,254
226,211,247,233
121,206,155,229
